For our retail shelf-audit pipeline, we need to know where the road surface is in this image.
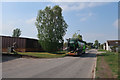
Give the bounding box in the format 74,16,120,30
2,49,97,78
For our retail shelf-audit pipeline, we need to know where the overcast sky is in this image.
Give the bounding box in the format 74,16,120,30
1,2,118,43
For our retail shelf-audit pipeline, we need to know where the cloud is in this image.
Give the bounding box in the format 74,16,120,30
79,12,93,21
88,12,93,16
26,17,36,25
60,3,86,11
113,19,119,29
80,17,87,21
58,2,108,12
87,2,107,7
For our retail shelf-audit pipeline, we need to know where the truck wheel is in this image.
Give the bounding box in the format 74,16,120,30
77,52,80,56
82,51,85,54
77,51,82,56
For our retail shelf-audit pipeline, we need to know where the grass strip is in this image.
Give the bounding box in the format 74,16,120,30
18,51,66,58
96,50,118,78
98,49,107,51
103,52,118,77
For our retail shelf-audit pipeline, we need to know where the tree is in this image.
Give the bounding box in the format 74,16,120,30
100,44,104,49
87,42,93,49
63,42,67,48
77,34,82,41
94,40,99,49
35,5,68,52
111,45,118,52
72,33,77,38
98,43,101,49
72,33,82,41
12,28,21,37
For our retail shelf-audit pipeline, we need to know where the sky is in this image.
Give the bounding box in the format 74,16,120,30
1,2,118,43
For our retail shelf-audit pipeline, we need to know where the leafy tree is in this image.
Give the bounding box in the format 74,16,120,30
87,42,93,49
98,43,101,49
111,45,118,52
35,5,68,52
94,40,99,49
72,33,77,38
12,28,21,37
72,33,82,41
100,44,104,49
77,34,82,41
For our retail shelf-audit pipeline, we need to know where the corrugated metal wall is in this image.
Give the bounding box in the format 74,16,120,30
2,36,26,52
26,38,43,52
1,36,43,52
2,36,26,48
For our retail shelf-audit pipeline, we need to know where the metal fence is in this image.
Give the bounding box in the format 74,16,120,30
1,36,43,52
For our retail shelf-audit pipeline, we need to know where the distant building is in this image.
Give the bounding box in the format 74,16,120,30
103,40,120,52
103,43,106,50
1,36,43,52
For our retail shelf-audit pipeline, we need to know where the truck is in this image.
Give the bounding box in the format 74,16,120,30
66,38,86,56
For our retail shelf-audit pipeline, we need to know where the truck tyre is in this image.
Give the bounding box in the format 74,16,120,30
82,51,85,54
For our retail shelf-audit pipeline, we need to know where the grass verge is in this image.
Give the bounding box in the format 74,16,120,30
17,51,67,58
98,49,107,52
96,51,118,78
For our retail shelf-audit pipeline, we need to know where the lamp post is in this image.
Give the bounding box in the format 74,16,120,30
76,30,80,35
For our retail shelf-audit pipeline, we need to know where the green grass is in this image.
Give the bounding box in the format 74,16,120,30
96,55,101,78
98,49,107,52
96,51,118,78
17,51,67,58
102,52,118,77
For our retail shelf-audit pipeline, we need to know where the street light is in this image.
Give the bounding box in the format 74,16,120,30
76,30,80,35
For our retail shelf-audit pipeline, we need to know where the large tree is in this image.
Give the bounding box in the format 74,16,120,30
12,28,21,37
35,5,68,52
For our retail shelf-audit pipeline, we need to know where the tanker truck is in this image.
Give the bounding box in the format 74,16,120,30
66,38,86,56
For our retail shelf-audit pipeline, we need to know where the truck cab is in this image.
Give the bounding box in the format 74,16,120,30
67,38,86,56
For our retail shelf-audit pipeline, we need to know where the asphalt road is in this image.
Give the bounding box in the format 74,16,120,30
2,49,97,78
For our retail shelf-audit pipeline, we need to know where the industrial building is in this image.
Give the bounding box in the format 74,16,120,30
1,36,43,52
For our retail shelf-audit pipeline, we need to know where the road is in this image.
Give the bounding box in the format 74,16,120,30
2,49,97,78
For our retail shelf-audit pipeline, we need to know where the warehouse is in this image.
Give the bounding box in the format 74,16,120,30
1,36,43,52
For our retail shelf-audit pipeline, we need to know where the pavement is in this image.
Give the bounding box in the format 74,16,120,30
2,49,97,78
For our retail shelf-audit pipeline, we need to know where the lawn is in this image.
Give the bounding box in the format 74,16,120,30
98,49,107,52
96,50,118,78
17,51,67,58
103,52,118,77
